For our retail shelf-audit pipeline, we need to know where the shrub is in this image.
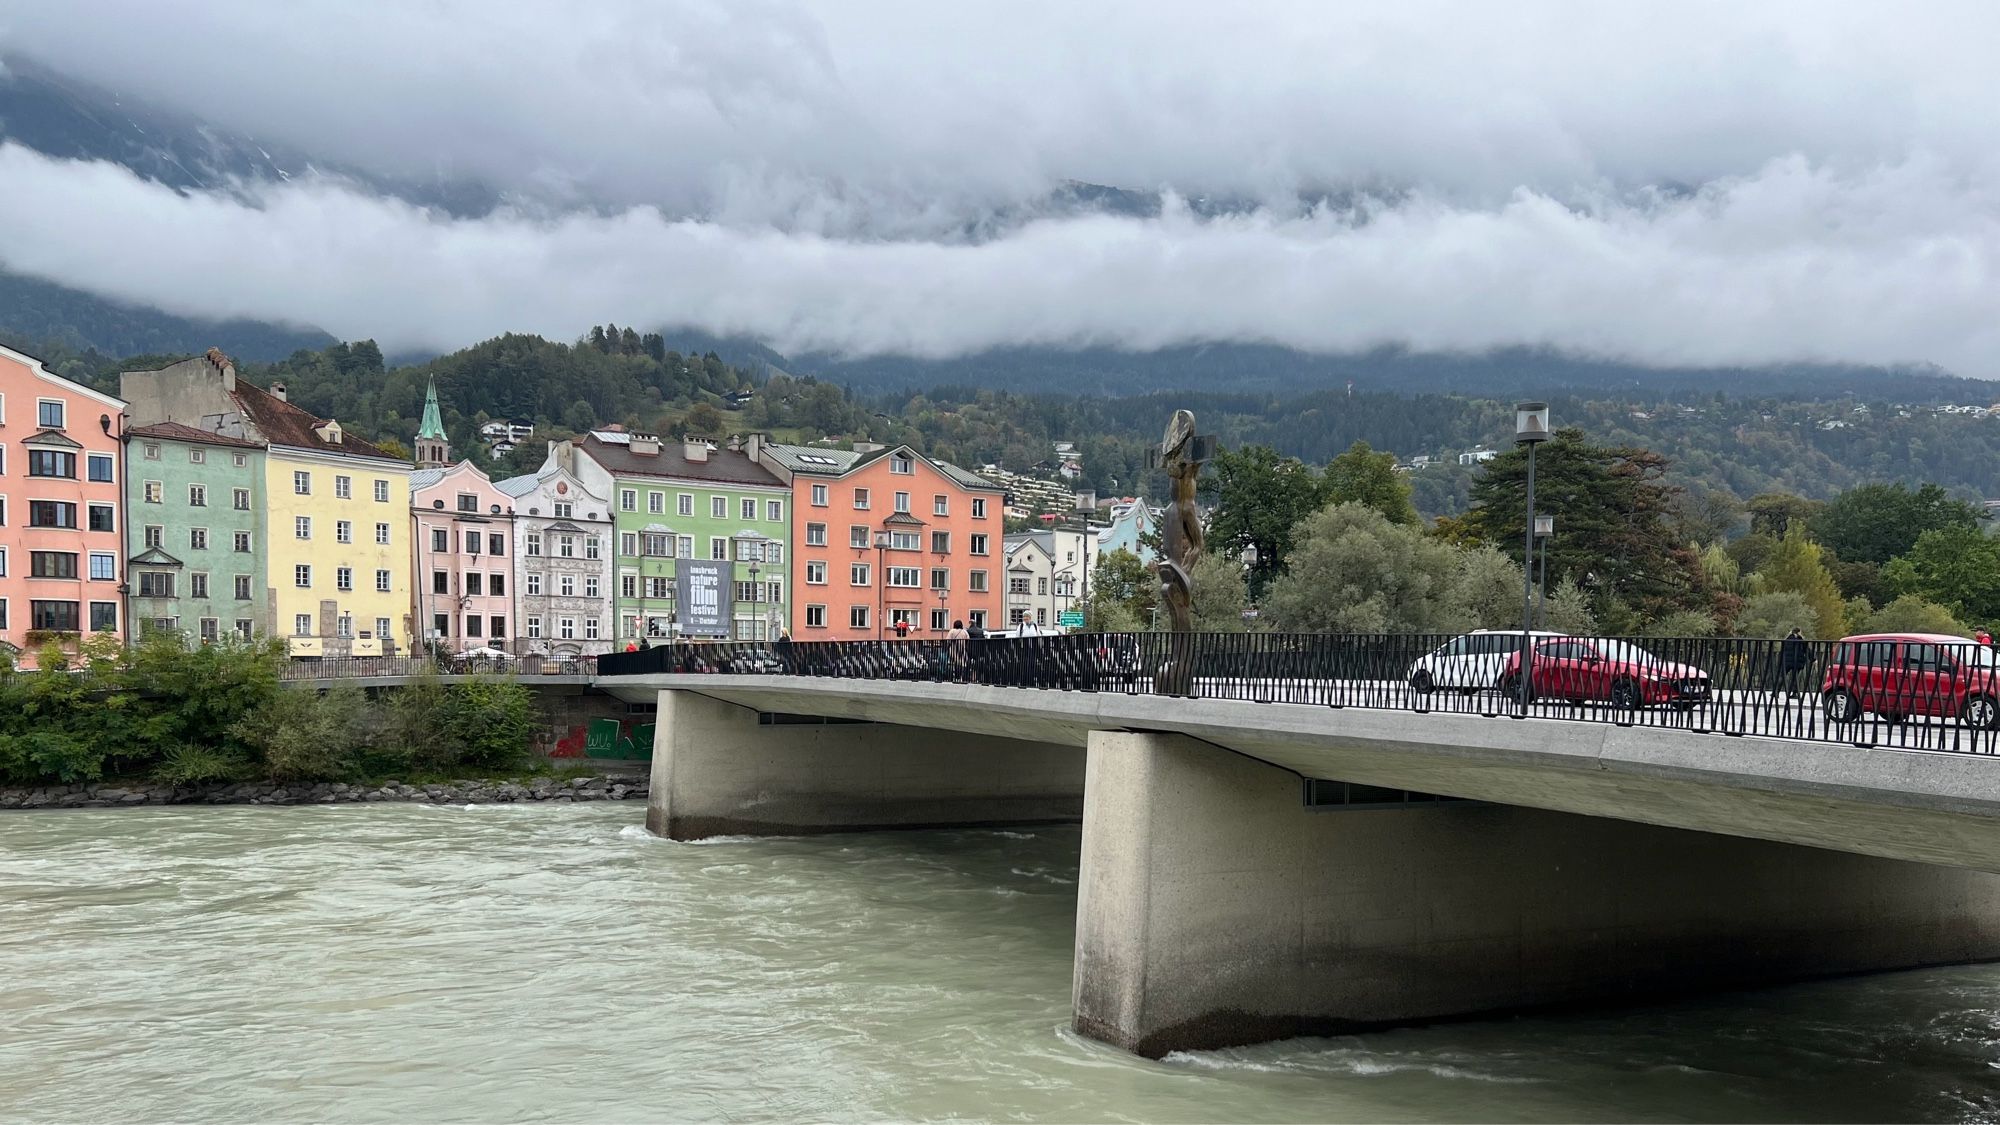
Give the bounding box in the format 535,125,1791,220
240,681,368,781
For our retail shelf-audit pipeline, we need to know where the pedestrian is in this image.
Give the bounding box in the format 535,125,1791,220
945,619,969,681
1780,627,1810,699
624,641,638,653
966,618,988,682
775,629,794,674
1979,628,1993,646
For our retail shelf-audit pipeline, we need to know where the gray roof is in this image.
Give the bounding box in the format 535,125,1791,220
409,468,449,490
762,443,864,475
580,434,785,488
494,471,546,498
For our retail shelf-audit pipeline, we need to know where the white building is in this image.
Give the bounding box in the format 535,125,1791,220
1003,525,1100,629
495,455,615,659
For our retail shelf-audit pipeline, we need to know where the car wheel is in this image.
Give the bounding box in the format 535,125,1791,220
1963,695,2000,731
1823,689,1859,724
1409,669,1435,695
1498,673,1533,703
1609,679,1641,710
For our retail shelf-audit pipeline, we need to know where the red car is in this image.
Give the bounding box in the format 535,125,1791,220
1820,633,2000,729
1498,637,1711,710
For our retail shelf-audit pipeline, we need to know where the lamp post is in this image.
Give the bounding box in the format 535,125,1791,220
938,585,949,633
1515,403,1551,711
1534,515,1554,627
873,529,892,639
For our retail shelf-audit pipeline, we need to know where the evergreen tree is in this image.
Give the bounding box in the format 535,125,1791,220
1204,445,1327,597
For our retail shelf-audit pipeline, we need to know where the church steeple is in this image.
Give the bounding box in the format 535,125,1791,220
415,377,450,467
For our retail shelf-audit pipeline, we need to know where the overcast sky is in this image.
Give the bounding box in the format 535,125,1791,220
1,0,1998,372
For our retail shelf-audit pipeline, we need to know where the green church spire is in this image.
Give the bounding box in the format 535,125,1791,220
417,377,447,440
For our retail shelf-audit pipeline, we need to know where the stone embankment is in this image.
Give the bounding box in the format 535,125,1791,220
0,775,647,810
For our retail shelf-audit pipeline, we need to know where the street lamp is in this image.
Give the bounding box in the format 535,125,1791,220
1516,402,1551,711
1534,515,1554,627
873,529,893,639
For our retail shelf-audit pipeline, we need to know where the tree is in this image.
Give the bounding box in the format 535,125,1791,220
1733,592,1818,639
1541,578,1597,635
1086,549,1156,630
1204,445,1326,597
1261,502,1470,633
1670,488,1744,546
1323,440,1418,525
685,401,726,434
1188,552,1250,632
1753,525,1846,638
1745,492,1821,538
1809,483,1983,566
1882,524,2000,627
1642,609,1719,638
1862,595,1970,637
1457,546,1527,630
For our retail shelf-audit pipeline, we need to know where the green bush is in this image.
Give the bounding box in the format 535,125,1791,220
154,743,249,786
239,681,368,781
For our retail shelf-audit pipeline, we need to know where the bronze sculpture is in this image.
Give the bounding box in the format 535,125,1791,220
1150,409,1211,694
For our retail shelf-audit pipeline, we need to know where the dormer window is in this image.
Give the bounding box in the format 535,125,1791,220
315,420,343,444
890,454,913,475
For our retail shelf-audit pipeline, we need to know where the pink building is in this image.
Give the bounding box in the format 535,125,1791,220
410,460,516,654
0,345,128,666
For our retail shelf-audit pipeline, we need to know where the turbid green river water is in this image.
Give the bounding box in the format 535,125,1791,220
3,804,1999,1122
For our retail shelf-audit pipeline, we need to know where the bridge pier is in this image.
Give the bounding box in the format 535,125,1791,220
646,688,1083,839
1073,730,2000,1058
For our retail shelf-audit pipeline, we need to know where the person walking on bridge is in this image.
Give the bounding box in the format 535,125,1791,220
1779,627,1811,699
946,620,970,681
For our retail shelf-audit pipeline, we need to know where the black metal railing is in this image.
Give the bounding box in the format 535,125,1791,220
596,632,2000,756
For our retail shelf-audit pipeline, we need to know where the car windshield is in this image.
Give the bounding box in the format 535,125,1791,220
1591,640,1668,666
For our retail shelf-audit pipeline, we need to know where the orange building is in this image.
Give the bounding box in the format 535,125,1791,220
755,437,1005,638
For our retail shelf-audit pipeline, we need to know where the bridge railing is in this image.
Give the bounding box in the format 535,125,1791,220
276,655,597,680
596,632,2000,756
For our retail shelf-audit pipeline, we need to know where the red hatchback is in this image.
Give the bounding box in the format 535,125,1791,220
1821,633,2000,729
1499,637,1712,710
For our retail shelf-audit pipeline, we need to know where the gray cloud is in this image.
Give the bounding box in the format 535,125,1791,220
1,1,1998,370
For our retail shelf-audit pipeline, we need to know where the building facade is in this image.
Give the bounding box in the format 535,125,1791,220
1002,534,1054,630
759,438,1006,638
410,460,515,654
125,422,267,643
1096,496,1159,564
497,452,614,659
559,430,791,642
122,351,412,658
1003,527,1099,630
0,345,128,665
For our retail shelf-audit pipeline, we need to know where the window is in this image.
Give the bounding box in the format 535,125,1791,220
806,604,827,628
853,488,870,510
619,575,635,598
931,531,950,554
295,614,313,637
970,534,989,555
710,496,727,519
620,489,637,511
293,516,311,540
766,499,783,522
374,480,390,503
890,454,913,475
187,483,207,507
89,553,116,581
146,525,164,549
851,563,871,586
233,531,251,553
233,488,251,511
527,531,543,556
143,480,163,504
584,576,599,598
849,606,870,630
233,453,248,469
464,530,481,555
969,570,989,592
295,564,312,588
1009,576,1031,595
678,535,693,558
1037,577,1048,596
678,494,693,517
583,618,600,640
490,533,506,556
456,492,477,513
850,525,870,548
931,609,948,631
617,531,635,557
972,498,988,518
644,532,672,557
432,613,449,639
236,620,254,640
87,453,114,482
558,574,575,596
768,580,783,605
584,537,600,560
31,600,79,632
812,483,828,506
87,504,114,533
933,495,948,516
199,618,219,643
559,617,576,639
894,491,910,513
740,498,756,521
31,551,78,579
805,522,828,547
28,450,75,478
767,544,783,565
189,448,205,465
646,576,671,599
930,568,949,590
527,616,543,638
0,548,6,576
336,567,353,592
189,528,208,551
376,569,392,592
735,580,759,604
37,400,64,429
710,538,728,561
969,610,987,629
491,574,505,596
890,531,919,550
433,571,450,595
336,520,352,544
29,501,76,528
431,528,448,552
336,475,352,499
191,573,210,599
558,535,575,558
526,573,542,595
135,570,173,596
465,615,482,638
491,616,506,638
888,566,920,587
235,575,253,600
376,522,391,545
806,561,828,584
294,471,311,495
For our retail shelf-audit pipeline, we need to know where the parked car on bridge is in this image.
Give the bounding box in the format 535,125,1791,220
1407,629,1564,694
1497,637,1711,710
1820,633,2000,729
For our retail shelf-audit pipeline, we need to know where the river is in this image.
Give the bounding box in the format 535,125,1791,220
3,804,1999,1123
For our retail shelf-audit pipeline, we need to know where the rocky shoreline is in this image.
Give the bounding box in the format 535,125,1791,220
0,774,648,810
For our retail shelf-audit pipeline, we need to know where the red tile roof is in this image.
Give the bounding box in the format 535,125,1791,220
126,420,264,450
230,380,401,462
578,434,783,488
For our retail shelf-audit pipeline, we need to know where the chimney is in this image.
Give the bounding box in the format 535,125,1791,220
726,434,741,453
269,382,287,402
682,436,708,463
853,440,884,454
630,432,661,456
744,432,764,462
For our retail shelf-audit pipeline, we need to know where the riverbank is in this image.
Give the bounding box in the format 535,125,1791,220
0,773,647,810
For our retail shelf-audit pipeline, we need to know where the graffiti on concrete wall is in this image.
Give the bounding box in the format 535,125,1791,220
550,717,655,760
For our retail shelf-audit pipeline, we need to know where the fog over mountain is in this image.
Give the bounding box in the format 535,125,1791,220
0,1,1997,378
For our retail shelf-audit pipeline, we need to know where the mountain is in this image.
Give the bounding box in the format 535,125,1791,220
0,270,333,363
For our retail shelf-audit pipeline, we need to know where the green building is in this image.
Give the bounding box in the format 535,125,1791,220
556,430,790,642
125,422,269,643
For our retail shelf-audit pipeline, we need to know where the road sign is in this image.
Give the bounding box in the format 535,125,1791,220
1058,610,1086,628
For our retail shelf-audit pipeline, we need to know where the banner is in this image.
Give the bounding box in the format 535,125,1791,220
675,559,729,636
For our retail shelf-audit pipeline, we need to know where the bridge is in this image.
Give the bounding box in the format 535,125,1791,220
598,632,2000,1058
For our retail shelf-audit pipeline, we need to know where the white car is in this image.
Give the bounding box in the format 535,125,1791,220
1408,630,1565,694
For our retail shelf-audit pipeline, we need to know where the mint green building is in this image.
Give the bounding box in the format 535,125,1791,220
555,431,791,641
125,422,269,642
